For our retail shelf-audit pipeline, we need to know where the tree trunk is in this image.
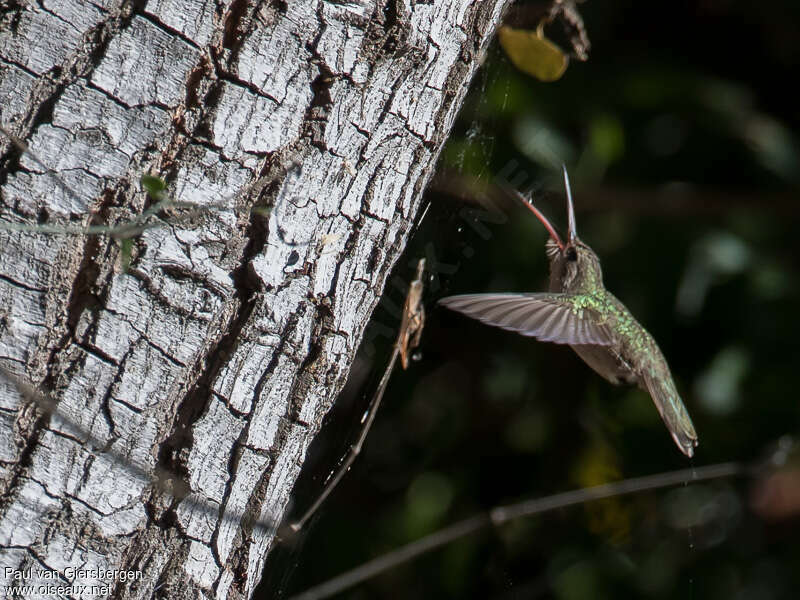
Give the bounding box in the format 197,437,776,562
0,0,509,597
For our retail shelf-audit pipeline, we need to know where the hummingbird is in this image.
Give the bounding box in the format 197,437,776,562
439,167,698,457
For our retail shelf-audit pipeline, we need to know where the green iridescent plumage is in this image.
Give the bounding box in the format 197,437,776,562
439,167,698,457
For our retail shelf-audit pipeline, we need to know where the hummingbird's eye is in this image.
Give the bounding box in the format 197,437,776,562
565,247,578,262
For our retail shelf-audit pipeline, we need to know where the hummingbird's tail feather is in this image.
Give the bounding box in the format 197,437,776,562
642,371,699,457
438,293,613,345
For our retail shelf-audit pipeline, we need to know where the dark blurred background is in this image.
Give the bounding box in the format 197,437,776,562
266,1,800,598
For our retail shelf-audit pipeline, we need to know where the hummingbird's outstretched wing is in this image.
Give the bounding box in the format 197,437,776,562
641,370,699,457
439,293,613,345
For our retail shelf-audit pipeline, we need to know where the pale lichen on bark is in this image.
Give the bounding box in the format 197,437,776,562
0,0,511,598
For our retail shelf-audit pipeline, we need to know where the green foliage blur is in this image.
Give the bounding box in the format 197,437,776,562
269,2,800,598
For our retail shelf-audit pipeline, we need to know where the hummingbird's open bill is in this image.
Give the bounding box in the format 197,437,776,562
439,167,699,457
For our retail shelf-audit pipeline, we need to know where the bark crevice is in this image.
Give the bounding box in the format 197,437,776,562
0,1,512,597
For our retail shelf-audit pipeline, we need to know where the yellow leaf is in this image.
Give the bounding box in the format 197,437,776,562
498,25,568,82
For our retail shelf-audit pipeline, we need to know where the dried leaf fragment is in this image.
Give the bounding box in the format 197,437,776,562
498,25,568,82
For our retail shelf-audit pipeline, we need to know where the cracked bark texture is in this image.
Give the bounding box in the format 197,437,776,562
0,0,510,598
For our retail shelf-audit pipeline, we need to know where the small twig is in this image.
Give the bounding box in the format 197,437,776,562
546,0,590,61
0,124,233,239
289,514,491,600
502,1,591,61
0,197,208,238
490,461,742,524
1,124,347,253
288,259,427,532
289,461,745,600
287,346,400,533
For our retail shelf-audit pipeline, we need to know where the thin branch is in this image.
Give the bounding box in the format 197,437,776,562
489,461,742,524
287,346,400,532
288,259,427,532
288,514,491,600
1,123,318,248
289,461,745,600
0,124,232,239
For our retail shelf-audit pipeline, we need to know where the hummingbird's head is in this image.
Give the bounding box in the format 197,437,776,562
512,166,603,294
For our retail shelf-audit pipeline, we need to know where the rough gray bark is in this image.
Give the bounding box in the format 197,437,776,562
0,0,509,598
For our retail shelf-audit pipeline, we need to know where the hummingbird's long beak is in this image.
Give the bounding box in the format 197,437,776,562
507,188,565,251
562,165,577,244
